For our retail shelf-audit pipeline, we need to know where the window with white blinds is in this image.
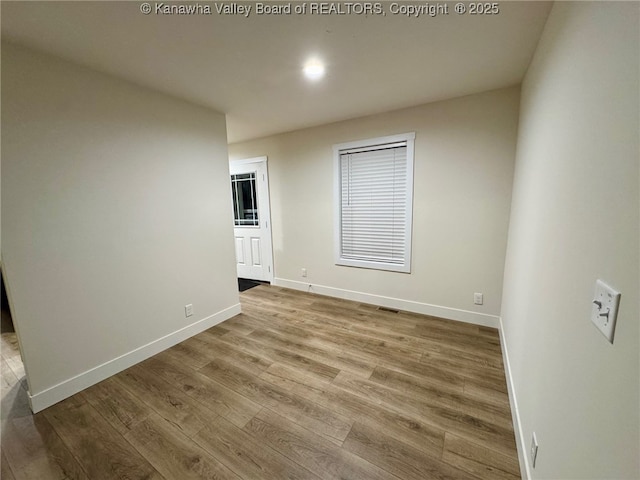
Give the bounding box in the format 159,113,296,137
334,133,415,273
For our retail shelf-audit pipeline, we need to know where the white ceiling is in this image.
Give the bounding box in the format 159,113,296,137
1,1,552,143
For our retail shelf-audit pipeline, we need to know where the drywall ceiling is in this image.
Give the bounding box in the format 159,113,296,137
1,1,551,143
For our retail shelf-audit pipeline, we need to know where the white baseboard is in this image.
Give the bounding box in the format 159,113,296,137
272,278,525,477
272,277,500,328
28,303,241,413
498,317,529,480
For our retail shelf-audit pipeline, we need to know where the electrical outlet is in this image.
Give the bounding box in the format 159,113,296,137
301,268,307,278
530,432,538,468
474,292,483,305
185,304,193,317
591,279,621,343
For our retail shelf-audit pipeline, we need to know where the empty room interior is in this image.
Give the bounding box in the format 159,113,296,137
1,1,638,480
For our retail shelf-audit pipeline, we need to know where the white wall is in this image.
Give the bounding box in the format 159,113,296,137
230,87,519,325
501,3,639,479
1,43,240,411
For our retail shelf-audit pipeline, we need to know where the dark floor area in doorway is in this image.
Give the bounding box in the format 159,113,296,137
1,271,14,333
238,278,269,292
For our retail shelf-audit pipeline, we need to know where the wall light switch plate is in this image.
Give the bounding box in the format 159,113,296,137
591,280,621,343
530,432,539,468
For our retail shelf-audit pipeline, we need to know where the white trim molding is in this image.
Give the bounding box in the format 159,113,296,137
333,132,416,274
498,317,529,479
272,277,499,328
28,303,241,413
230,156,274,283
231,156,268,166
274,277,526,477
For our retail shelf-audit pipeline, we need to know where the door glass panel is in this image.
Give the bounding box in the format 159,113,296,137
231,172,259,226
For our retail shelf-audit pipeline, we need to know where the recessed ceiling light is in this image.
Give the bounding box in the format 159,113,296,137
303,59,325,81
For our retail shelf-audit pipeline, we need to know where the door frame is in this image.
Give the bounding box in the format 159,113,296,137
230,156,274,283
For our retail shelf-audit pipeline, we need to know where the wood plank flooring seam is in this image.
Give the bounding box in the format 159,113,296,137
2,284,520,480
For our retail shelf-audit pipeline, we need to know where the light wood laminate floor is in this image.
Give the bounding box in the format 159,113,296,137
1,285,520,479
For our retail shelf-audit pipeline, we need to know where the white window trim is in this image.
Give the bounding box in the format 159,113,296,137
333,132,415,273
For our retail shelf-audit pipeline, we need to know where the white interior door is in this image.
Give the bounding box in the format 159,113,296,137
230,157,273,282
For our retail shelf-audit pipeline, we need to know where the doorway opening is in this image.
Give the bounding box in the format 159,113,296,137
230,157,274,289
1,271,14,333
1,267,31,420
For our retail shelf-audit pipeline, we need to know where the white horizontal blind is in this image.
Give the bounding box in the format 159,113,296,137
340,143,408,266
